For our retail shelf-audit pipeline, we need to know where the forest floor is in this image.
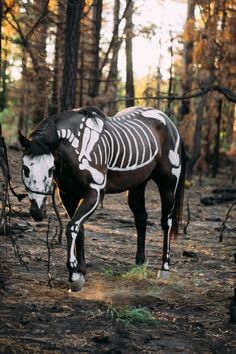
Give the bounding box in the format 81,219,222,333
0,148,235,354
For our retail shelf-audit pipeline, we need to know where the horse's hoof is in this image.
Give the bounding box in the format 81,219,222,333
69,273,85,292
157,270,170,280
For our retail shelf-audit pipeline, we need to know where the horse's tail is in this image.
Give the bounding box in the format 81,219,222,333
172,138,186,237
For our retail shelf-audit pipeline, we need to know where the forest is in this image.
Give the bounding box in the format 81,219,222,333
0,0,236,353
0,0,235,176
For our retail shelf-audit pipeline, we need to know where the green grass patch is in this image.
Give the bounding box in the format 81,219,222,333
101,263,156,281
121,263,156,280
108,305,158,326
101,267,122,280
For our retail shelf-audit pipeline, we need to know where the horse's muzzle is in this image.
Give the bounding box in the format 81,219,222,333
30,199,46,221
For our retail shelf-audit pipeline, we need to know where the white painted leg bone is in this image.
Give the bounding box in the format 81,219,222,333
70,272,85,292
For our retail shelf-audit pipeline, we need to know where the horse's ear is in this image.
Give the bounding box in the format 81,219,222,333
18,131,30,149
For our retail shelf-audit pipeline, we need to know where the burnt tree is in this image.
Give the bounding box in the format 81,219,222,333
125,0,135,108
89,0,103,99
61,0,85,111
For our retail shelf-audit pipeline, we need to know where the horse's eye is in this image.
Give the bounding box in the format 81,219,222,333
23,165,30,178
48,166,55,177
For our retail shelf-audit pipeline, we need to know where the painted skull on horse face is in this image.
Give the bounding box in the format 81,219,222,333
19,133,55,221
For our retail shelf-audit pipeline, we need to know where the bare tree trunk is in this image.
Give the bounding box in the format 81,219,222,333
167,28,174,116
18,51,27,134
50,0,66,115
104,0,120,94
61,0,85,111
89,0,103,99
0,48,7,112
32,0,50,124
0,0,2,84
125,0,134,107
212,99,222,178
181,0,195,118
187,93,208,179
156,34,162,110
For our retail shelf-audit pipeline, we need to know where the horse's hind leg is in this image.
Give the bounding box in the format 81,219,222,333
154,174,178,273
127,182,147,265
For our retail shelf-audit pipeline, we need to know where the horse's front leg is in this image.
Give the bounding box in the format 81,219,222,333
66,188,100,291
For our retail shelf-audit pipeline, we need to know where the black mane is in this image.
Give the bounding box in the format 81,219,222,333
25,139,52,157
24,106,106,157
26,118,58,157
75,106,107,119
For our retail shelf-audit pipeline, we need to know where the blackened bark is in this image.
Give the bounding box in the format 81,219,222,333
181,0,195,117
0,0,2,83
167,29,174,116
50,1,66,115
125,0,134,108
61,0,85,111
212,99,222,178
104,0,120,94
89,0,103,98
187,93,208,179
32,0,50,124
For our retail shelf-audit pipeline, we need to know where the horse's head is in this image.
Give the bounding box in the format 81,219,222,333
19,131,55,221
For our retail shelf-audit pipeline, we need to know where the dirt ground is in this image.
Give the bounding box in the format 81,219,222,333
0,148,235,354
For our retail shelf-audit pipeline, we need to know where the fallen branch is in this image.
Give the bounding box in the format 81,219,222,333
219,201,236,242
183,191,191,236
46,217,53,288
51,183,63,245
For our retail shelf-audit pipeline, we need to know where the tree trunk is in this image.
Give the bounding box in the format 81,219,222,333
125,0,135,108
61,0,85,111
50,0,66,115
167,28,174,116
187,93,208,179
0,0,2,84
32,0,50,124
212,99,222,178
0,49,7,112
156,35,162,110
104,0,120,94
181,0,195,118
89,0,103,98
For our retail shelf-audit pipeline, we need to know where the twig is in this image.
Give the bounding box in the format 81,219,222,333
183,191,191,236
0,176,28,270
219,201,236,242
51,183,63,245
46,217,53,288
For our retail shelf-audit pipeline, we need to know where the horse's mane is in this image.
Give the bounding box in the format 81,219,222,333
24,107,106,157
25,139,51,157
26,118,58,157
74,106,107,120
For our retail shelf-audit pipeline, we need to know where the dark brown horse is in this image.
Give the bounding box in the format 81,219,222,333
19,106,185,291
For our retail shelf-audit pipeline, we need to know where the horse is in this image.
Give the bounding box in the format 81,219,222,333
19,106,185,291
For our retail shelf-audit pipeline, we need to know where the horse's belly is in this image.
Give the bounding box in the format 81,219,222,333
106,163,155,193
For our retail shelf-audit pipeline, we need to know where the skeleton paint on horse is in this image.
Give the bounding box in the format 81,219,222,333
19,106,185,291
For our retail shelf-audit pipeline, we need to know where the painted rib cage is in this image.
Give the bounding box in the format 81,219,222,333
96,115,159,171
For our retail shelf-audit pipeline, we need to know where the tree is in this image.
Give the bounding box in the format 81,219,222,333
31,0,50,124
181,0,195,118
61,0,85,111
50,0,67,115
104,0,120,95
0,0,3,83
89,0,103,99
125,0,134,107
